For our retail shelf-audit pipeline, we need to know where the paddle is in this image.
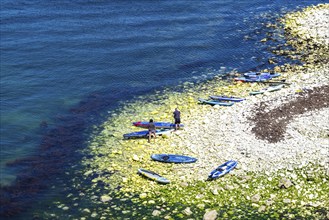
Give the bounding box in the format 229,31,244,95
173,166,206,170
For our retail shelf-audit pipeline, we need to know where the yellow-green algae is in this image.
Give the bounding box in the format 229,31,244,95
81,77,243,190
69,75,328,219
40,4,329,219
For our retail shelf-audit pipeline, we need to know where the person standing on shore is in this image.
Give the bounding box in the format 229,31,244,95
173,108,181,131
148,119,156,143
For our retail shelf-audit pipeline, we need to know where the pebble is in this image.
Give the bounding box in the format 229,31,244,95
203,210,218,220
167,78,328,179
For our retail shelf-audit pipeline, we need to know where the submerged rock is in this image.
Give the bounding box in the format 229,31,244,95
152,210,161,216
100,195,112,203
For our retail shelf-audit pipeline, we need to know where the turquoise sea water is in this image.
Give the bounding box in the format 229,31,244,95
0,0,326,218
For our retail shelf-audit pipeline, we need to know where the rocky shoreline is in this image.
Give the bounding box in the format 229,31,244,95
172,79,329,175
167,3,329,177
38,4,329,220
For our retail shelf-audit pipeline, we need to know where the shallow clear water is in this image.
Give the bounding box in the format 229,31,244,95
0,0,326,217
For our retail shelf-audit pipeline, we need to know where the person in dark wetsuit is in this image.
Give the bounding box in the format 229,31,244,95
148,119,156,143
173,108,181,131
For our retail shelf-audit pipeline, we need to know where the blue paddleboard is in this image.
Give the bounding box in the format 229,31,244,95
123,129,173,139
133,121,184,129
234,76,271,82
209,95,245,102
244,72,280,78
198,98,234,106
208,160,238,180
151,154,197,163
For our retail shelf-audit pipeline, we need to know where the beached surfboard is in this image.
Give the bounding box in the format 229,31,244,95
208,160,238,180
138,168,170,184
123,129,173,139
151,154,197,163
209,95,245,102
132,121,184,129
244,72,280,78
249,84,284,95
198,98,234,106
234,76,272,82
